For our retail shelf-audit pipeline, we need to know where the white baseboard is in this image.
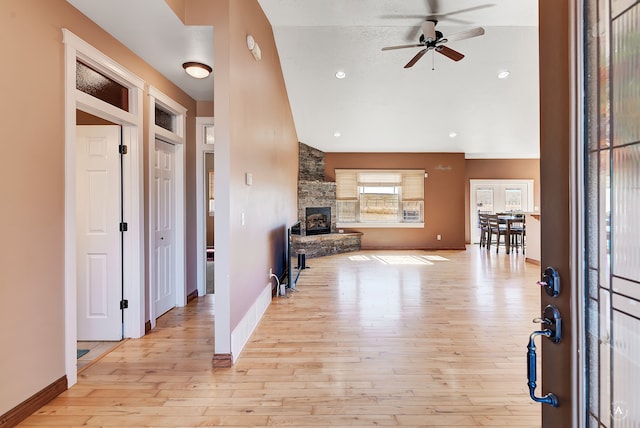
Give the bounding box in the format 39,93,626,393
231,283,272,362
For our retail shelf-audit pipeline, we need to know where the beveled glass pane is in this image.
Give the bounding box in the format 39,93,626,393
612,145,640,281
155,105,175,132
599,288,611,426
611,311,640,424
612,3,640,146
588,297,600,419
76,61,129,111
587,151,598,267
598,0,611,149
599,150,611,288
585,0,599,151
589,268,599,299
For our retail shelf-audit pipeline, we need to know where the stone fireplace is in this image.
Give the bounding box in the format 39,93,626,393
305,207,331,235
293,142,361,258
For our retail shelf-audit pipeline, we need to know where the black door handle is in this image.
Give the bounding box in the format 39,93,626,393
526,304,561,407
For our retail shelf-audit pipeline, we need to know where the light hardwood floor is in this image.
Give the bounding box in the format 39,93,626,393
21,247,541,427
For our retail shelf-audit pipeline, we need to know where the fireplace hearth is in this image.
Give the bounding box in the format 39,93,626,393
305,207,331,236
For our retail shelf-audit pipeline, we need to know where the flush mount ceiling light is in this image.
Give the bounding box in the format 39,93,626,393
497,70,510,79
333,131,341,137
183,62,212,79
449,131,457,138
335,70,346,79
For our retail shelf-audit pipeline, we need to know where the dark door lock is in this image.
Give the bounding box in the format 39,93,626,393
537,266,560,297
527,304,562,407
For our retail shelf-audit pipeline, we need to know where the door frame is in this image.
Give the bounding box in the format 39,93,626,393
147,86,187,329
196,117,214,297
469,179,535,243
63,29,145,387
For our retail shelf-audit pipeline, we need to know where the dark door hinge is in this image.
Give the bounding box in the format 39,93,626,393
120,299,129,310
119,145,128,155
119,222,128,232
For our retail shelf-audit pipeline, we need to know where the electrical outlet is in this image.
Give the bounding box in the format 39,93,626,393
269,268,273,278
437,234,442,241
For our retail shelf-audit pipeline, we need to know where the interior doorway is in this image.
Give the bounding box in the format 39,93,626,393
205,152,215,294
64,29,146,388
196,118,215,298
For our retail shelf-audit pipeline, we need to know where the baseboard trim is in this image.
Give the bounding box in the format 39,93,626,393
0,375,67,428
525,257,541,265
145,320,152,334
187,289,199,303
212,353,233,368
231,284,271,363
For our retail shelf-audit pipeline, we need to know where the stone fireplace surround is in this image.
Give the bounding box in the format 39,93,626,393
293,143,361,259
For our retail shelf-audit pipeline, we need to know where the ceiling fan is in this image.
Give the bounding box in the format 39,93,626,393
381,20,485,68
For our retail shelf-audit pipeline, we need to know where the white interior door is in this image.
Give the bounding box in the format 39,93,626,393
470,179,534,243
153,139,176,317
76,125,122,341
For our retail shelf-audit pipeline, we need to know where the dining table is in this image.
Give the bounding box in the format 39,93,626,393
498,215,523,255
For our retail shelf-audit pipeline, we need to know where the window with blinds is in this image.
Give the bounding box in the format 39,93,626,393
335,169,425,226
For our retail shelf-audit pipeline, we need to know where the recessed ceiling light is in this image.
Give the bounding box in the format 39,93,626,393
183,62,212,79
497,70,510,79
335,70,346,79
449,131,457,138
333,131,341,137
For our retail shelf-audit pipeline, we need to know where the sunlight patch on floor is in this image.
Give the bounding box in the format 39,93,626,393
373,255,434,265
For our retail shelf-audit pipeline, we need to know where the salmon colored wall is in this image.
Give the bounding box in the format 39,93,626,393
186,0,299,332
165,0,187,23
197,101,214,117
0,0,197,414
464,158,540,243
324,153,466,250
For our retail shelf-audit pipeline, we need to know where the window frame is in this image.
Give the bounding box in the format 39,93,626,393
336,169,425,228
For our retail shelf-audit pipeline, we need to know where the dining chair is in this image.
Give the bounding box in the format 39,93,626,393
478,213,490,248
508,214,526,254
487,214,508,253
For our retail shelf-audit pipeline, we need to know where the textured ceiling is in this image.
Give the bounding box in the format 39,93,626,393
257,0,540,157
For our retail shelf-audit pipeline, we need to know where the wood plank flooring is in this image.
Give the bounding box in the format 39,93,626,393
20,247,541,427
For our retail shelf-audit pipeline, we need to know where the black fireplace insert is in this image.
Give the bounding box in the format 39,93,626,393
305,207,331,235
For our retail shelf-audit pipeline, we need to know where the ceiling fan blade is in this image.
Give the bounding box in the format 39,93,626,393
404,49,429,68
421,21,436,42
437,3,494,18
427,0,440,14
382,44,422,51
436,45,465,62
427,4,494,24
444,27,485,42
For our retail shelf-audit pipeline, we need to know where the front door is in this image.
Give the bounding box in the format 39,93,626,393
76,125,122,341
538,0,640,426
153,139,176,317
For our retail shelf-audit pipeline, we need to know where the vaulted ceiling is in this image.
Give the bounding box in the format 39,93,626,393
67,0,539,158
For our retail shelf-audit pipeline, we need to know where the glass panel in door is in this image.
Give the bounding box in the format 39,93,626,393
584,0,640,424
